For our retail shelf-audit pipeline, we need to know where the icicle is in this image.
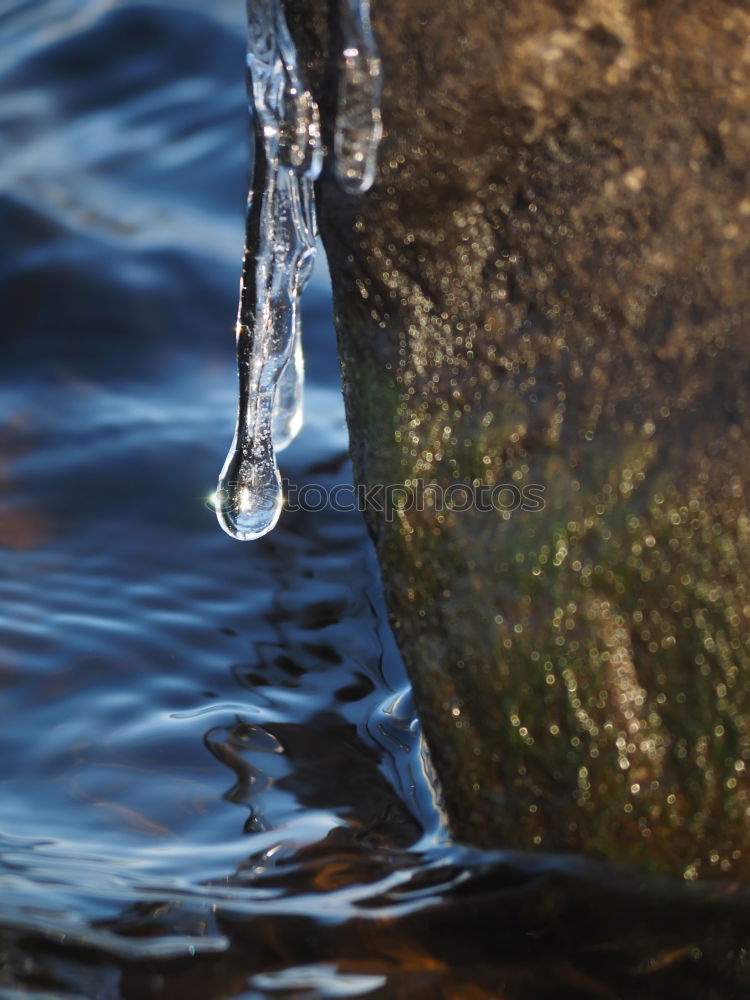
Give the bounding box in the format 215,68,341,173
215,0,318,541
216,0,383,540
270,324,304,452
276,8,323,179
335,0,383,193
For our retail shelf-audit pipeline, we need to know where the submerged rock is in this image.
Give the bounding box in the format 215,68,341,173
285,0,750,878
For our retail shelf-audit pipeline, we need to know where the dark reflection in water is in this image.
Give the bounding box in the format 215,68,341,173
2,2,750,998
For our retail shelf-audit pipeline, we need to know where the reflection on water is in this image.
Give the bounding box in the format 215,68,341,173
3,2,750,998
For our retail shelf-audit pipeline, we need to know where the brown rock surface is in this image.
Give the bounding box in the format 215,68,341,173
286,0,750,878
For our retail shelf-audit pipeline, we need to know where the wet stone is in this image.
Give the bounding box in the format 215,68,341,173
285,0,750,878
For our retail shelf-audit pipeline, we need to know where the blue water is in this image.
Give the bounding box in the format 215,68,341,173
2,3,749,998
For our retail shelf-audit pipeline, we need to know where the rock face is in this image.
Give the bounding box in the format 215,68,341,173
285,0,750,878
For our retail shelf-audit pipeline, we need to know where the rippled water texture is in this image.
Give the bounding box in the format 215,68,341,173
3,3,750,999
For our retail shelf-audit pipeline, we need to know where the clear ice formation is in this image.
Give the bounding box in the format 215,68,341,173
216,0,383,541
335,0,383,193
